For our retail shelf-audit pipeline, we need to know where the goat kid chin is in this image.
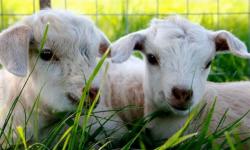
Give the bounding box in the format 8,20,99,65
109,15,250,141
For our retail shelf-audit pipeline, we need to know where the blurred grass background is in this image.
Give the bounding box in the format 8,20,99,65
0,0,250,82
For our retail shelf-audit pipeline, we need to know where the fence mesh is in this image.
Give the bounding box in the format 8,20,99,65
0,1,249,42
0,0,250,80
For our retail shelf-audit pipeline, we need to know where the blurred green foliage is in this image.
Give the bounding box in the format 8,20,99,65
0,0,249,82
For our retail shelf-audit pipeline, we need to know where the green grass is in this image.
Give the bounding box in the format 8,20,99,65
2,87,250,149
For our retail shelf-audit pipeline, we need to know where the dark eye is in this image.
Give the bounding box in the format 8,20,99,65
205,60,212,69
146,54,158,65
40,49,55,61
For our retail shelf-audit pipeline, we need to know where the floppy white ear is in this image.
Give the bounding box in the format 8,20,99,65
213,30,250,58
0,24,32,76
111,30,147,63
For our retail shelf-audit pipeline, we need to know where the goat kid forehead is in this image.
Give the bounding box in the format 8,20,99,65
145,24,215,68
23,10,101,62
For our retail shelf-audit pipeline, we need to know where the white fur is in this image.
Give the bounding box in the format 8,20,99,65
109,16,250,141
105,56,250,142
111,16,250,116
148,81,250,140
0,9,110,145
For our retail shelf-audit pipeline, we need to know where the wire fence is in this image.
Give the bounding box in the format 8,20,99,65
0,0,250,80
0,0,250,44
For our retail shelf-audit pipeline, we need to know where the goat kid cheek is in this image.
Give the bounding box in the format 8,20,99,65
64,60,101,89
191,71,208,104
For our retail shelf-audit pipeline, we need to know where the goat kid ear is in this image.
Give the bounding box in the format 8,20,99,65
213,30,250,58
111,30,146,63
0,24,32,77
98,30,111,57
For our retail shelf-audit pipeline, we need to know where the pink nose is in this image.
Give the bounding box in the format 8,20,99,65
82,87,99,100
171,86,193,110
172,86,193,102
88,87,99,100
81,87,100,108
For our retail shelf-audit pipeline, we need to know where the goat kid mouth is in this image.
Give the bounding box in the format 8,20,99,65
66,92,100,108
66,93,79,105
171,105,190,111
164,101,192,113
168,103,194,116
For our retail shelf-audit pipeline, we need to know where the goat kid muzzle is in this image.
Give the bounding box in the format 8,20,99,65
169,86,193,111
66,87,100,108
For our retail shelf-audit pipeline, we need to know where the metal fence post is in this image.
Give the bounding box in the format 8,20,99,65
40,0,51,10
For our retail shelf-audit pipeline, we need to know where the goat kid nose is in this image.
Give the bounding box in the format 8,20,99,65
172,86,193,103
82,87,100,108
82,87,99,100
89,87,99,100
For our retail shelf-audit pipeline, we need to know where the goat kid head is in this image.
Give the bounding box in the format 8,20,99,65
0,10,110,112
111,16,250,115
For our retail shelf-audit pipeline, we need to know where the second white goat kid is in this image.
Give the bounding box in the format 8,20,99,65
110,16,250,140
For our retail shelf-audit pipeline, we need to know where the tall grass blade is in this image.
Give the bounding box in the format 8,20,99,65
193,98,217,149
157,102,204,150
17,126,28,150
169,132,198,148
62,134,71,150
13,136,21,150
139,137,146,150
80,62,109,148
79,90,101,147
214,108,229,132
52,126,73,150
225,131,236,150
98,141,111,150
42,112,75,147
214,110,250,138
69,48,110,149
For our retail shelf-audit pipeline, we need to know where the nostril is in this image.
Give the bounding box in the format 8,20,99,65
82,87,99,99
172,86,193,102
172,87,181,100
89,87,99,99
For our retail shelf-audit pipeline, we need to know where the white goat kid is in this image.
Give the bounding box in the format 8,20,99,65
110,16,250,140
0,9,110,144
